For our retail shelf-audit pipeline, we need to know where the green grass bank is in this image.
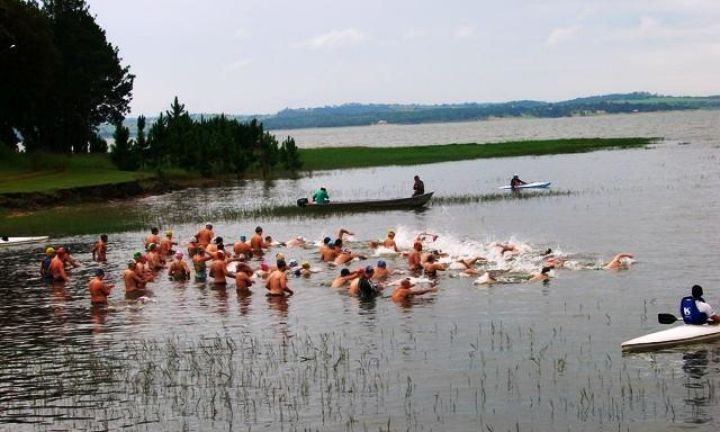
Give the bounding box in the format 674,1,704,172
297,137,656,171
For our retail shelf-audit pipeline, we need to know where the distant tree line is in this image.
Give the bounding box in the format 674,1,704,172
0,0,134,153
111,97,301,176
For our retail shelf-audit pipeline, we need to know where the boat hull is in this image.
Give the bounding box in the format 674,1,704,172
0,236,50,248
498,182,551,190
621,324,720,352
300,192,434,212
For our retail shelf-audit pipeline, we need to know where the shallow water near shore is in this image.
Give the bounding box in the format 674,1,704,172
1,112,720,430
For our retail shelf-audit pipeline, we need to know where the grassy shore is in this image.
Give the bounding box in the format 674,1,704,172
297,137,656,171
0,138,655,194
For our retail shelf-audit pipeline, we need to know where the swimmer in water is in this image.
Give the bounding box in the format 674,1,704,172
168,252,191,281
391,278,438,302
407,241,423,271
92,234,108,262
266,259,293,297
382,230,399,252
527,266,552,282
88,268,114,305
423,255,447,277
331,268,358,288
604,253,635,270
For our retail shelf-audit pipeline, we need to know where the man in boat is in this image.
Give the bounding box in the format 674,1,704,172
92,234,108,262
413,175,425,196
266,259,294,297
312,187,330,204
681,285,720,324
88,268,114,305
510,175,527,189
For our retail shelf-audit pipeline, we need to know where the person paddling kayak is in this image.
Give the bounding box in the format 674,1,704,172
510,175,527,189
681,285,720,324
312,187,330,204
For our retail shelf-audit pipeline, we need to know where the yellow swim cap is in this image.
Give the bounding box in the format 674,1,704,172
165,230,173,236
302,261,310,269
45,247,55,255
276,253,285,261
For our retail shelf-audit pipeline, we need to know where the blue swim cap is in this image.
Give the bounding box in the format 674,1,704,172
240,235,246,242
377,260,386,268
365,265,374,274
95,268,105,276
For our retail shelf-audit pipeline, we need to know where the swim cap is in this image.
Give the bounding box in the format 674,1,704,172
56,247,66,255
127,260,136,267
323,237,331,244
302,261,310,269
340,268,350,276
175,252,183,259
413,241,422,250
95,268,105,276
294,268,302,277
240,235,246,242
255,226,262,233
365,265,374,274
276,253,286,261
277,259,287,269
216,250,225,257
147,243,157,251
133,252,142,260
377,260,387,268
165,230,173,236
260,262,269,271
288,259,298,267
215,236,223,244
401,279,412,288
205,222,212,228
45,247,55,256
388,230,395,236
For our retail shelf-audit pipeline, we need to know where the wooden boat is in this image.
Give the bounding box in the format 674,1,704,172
0,236,50,248
297,192,434,211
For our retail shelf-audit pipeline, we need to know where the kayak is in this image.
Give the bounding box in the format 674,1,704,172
0,236,50,248
498,182,551,190
621,324,720,352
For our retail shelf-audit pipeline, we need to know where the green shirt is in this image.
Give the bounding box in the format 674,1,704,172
312,189,329,204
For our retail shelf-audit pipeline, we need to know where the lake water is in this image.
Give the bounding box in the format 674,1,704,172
2,111,720,431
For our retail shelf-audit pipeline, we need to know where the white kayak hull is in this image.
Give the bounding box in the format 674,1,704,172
621,324,720,352
498,181,551,190
0,236,50,247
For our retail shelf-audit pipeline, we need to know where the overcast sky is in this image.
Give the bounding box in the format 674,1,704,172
89,0,720,116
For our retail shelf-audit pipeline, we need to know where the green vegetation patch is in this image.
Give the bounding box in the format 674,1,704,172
297,138,655,171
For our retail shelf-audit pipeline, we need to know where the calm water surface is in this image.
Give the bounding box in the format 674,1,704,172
1,111,720,431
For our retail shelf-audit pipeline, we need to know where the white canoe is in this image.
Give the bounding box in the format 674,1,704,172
498,181,552,190
621,324,720,352
0,236,50,248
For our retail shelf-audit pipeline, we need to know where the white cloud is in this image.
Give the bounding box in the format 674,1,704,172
296,28,365,50
544,25,581,47
638,16,659,35
232,28,247,40
454,25,477,40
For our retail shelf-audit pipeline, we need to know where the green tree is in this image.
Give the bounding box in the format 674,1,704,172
39,0,134,153
279,136,301,170
133,115,148,168
0,0,59,151
110,121,137,170
88,133,108,153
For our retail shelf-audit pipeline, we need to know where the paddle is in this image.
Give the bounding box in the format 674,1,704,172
658,313,680,324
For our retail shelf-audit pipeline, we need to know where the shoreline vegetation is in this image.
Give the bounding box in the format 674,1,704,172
1,137,655,196
0,190,574,237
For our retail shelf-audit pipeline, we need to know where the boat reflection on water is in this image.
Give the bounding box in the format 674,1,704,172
681,348,720,425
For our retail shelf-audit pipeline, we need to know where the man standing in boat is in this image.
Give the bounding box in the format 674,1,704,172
412,175,425,196
681,285,720,324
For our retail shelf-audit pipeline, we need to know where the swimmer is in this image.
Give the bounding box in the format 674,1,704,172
187,236,199,256
191,247,213,283
331,268,358,288
527,266,552,282
337,228,354,239
348,266,382,299
604,253,635,270
233,235,251,259
266,259,293,296
423,255,447,277
123,261,148,300
168,252,191,281
391,278,438,302
159,230,177,256
209,251,234,286
382,230,399,252
285,236,306,248
92,234,108,262
234,262,255,294
416,231,439,242
251,226,265,256
195,223,214,249
40,247,55,280
49,248,69,282
319,237,335,262
88,268,114,305
407,241,423,271
298,261,313,278
144,227,161,249
334,245,367,265
57,247,80,268
256,262,271,280
145,243,164,270
371,260,392,281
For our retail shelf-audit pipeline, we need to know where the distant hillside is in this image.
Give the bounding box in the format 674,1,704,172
99,92,720,138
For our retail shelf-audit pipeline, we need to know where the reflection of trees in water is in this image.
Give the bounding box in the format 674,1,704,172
681,348,720,425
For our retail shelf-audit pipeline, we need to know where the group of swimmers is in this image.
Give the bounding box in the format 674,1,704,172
38,221,641,309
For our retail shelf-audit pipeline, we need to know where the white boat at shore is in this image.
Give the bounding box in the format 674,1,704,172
0,236,50,248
